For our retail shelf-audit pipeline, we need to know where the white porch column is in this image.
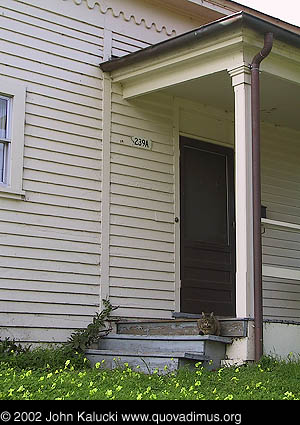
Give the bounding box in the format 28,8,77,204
229,65,254,318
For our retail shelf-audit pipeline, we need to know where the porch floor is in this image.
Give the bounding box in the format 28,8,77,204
116,317,248,338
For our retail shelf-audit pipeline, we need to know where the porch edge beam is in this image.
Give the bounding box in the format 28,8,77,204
121,55,231,99
229,64,254,319
114,40,244,99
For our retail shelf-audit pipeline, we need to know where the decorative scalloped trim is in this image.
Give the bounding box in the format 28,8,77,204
63,0,177,35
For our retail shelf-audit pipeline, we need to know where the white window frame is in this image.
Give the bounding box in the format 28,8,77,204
0,76,26,200
0,95,12,185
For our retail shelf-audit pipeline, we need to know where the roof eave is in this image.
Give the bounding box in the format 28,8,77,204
100,11,300,73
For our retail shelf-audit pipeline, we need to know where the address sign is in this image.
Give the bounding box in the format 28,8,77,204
131,136,152,150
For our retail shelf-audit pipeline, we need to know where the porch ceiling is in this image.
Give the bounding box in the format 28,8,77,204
163,70,300,132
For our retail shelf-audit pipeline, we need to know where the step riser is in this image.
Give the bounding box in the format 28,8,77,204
100,337,206,354
86,353,181,374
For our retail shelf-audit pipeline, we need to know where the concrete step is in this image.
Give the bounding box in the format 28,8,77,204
86,333,232,372
85,349,210,374
98,333,231,354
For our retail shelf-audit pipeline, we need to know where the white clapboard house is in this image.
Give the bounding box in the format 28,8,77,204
1,0,300,366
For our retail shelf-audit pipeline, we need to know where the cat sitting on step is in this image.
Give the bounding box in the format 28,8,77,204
197,312,221,336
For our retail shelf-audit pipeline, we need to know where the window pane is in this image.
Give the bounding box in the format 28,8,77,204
0,143,4,183
0,97,8,139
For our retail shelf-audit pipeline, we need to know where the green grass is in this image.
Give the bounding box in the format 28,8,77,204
1,350,300,400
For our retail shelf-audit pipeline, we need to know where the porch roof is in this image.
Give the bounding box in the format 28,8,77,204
100,12,300,132
101,12,300,73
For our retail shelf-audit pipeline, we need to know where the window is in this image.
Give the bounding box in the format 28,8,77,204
0,76,26,200
0,95,11,184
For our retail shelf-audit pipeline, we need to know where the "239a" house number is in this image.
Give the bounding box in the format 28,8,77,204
131,136,152,150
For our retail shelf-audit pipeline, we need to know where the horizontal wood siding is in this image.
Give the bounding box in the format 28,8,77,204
1,0,204,341
110,88,175,318
263,276,300,320
261,125,300,320
261,127,300,226
4,0,299,332
0,0,103,343
100,3,205,319
112,32,151,58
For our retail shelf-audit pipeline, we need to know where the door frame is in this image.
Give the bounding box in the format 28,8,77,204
175,131,236,316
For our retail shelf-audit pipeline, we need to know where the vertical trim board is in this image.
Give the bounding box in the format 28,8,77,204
100,74,112,307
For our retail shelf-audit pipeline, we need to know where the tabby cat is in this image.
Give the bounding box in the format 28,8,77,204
197,312,221,336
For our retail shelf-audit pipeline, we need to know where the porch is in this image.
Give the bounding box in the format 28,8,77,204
100,12,300,361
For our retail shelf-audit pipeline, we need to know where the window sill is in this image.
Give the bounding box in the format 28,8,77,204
0,187,26,200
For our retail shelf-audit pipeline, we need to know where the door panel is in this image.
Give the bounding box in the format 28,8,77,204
180,137,235,316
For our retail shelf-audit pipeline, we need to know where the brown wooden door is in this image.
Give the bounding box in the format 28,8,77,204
180,136,235,316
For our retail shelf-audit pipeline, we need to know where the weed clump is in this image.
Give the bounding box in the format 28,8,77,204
0,342,89,371
0,299,117,371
